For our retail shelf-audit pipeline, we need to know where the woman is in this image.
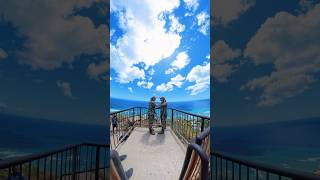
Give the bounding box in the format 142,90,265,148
159,97,167,134
148,96,156,135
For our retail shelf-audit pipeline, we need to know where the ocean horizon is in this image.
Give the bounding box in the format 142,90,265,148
110,97,210,117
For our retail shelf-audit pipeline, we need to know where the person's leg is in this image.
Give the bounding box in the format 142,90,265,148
149,115,155,135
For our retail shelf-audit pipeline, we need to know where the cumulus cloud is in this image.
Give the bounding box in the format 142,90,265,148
148,68,155,75
156,74,185,92
0,48,8,60
0,1,107,70
57,81,74,98
137,81,154,89
243,4,320,106
128,87,133,93
183,0,199,12
212,0,255,25
169,15,185,33
212,40,241,82
111,0,182,83
196,11,210,35
87,60,108,81
186,62,210,95
165,51,190,74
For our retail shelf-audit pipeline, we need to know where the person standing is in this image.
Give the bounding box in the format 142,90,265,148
148,96,156,135
112,114,118,134
159,97,167,134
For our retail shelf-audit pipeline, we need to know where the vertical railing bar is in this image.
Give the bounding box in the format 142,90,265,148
95,146,100,180
64,150,67,177
28,161,31,180
247,167,249,180
60,152,63,180
220,158,222,180
36,159,39,180
232,161,235,180
86,146,88,180
239,164,241,180
216,156,218,179
55,153,58,180
90,146,93,179
44,157,47,180
50,155,53,180
226,160,228,180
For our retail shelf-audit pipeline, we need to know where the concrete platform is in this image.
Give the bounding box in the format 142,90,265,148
117,127,186,180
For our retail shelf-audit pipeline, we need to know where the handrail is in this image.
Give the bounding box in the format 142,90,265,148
211,151,320,180
0,143,110,180
0,143,109,169
110,106,210,119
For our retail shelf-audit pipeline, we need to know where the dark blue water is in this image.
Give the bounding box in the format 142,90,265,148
0,113,108,159
110,97,210,116
212,117,320,173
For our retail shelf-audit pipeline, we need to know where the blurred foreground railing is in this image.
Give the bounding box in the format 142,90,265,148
210,151,320,180
0,143,109,180
110,107,210,148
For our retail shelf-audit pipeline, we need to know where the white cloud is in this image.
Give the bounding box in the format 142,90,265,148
137,81,154,89
0,1,107,70
128,87,133,93
111,0,182,83
148,68,155,75
156,74,185,92
165,51,190,74
169,15,185,33
212,40,241,82
165,68,175,75
183,0,199,12
87,60,108,81
196,11,210,35
206,54,210,59
243,4,320,107
212,0,255,25
0,48,8,60
110,29,115,37
186,62,210,95
57,81,74,98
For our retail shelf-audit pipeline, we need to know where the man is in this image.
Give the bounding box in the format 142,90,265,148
148,96,156,135
112,114,118,134
159,97,167,134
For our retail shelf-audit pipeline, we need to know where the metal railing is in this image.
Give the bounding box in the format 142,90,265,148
110,107,210,148
0,143,109,180
210,151,320,180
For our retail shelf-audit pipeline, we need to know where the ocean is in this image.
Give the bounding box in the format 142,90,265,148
212,117,320,174
110,97,210,117
0,113,107,160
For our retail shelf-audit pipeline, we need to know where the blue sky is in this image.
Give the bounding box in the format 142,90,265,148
0,1,108,124
213,0,320,126
110,0,210,101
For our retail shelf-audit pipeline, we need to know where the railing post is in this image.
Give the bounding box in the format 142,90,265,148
139,108,142,127
171,109,174,129
71,146,77,180
201,117,204,132
133,108,135,123
95,146,100,180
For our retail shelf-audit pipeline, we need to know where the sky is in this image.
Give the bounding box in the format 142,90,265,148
110,0,210,101
213,0,320,126
0,1,108,124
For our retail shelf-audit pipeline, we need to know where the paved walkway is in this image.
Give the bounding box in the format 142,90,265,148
117,127,186,180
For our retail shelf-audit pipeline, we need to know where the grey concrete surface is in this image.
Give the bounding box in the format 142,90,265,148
117,127,186,180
